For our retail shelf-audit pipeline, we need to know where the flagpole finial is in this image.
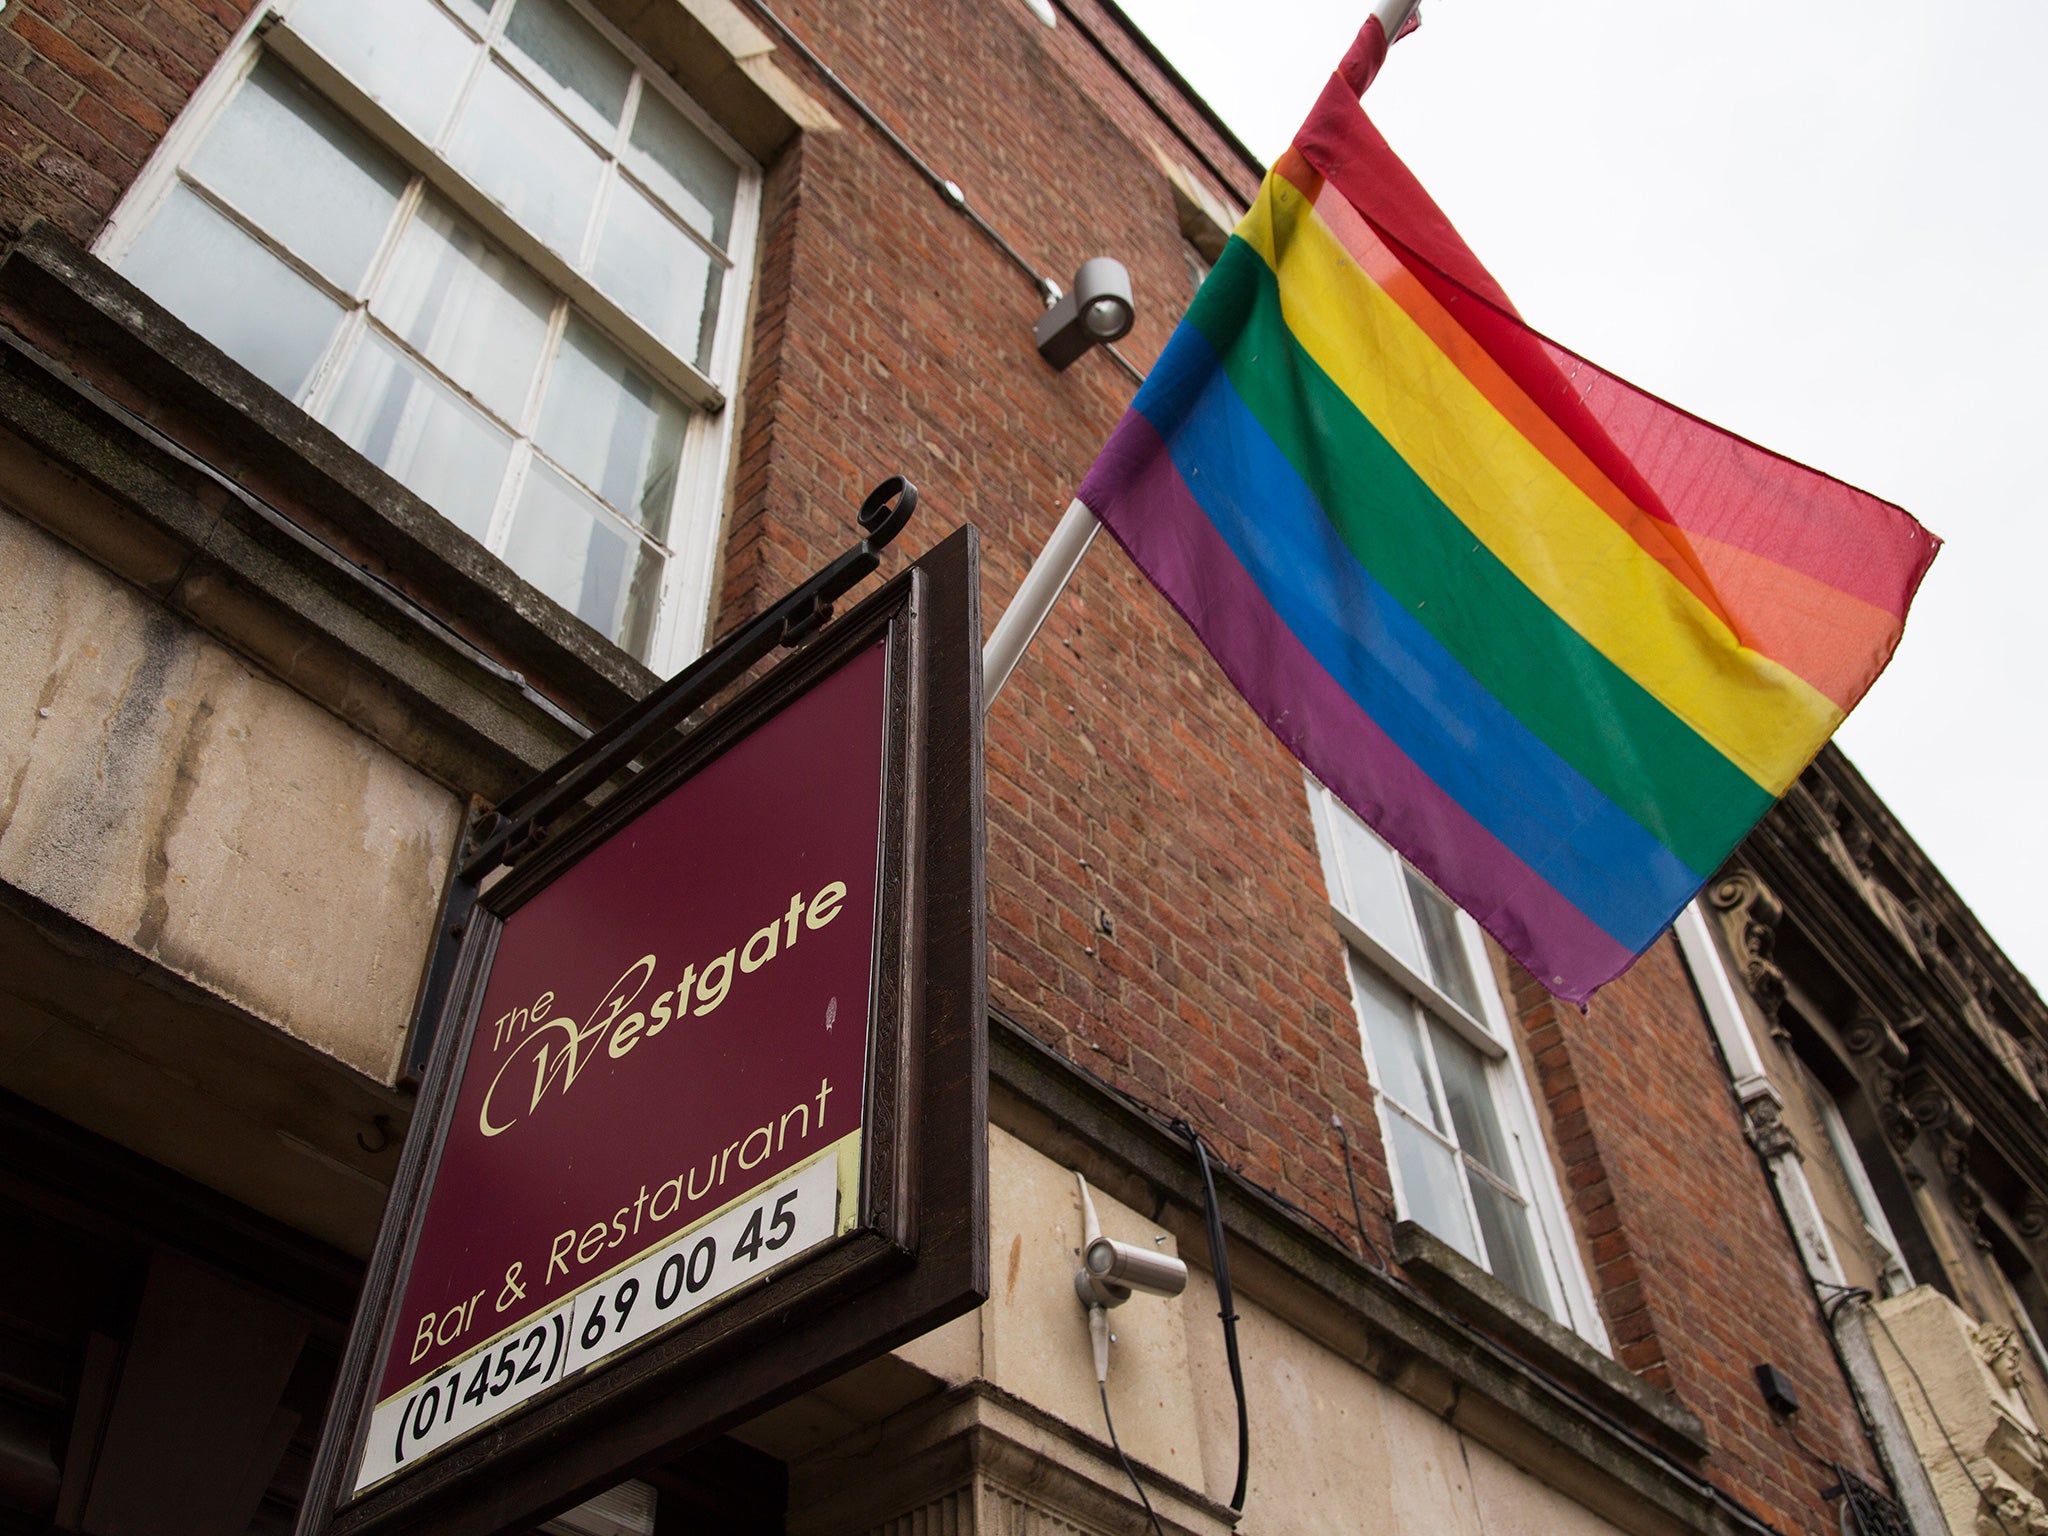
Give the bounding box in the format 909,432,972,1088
1372,0,1423,34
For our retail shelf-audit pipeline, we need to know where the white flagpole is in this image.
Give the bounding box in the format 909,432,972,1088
982,498,1101,704
979,0,1422,710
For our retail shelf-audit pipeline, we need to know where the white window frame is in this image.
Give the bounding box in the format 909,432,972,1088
1814,1085,1914,1298
94,0,763,677
1308,779,1610,1350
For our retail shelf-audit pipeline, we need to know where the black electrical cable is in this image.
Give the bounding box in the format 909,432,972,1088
1098,1382,1167,1536
1101,339,1147,387
1817,1279,1874,1326
742,1,1155,391
1181,1122,1249,1511
1331,1113,1391,1273
995,1008,1800,1536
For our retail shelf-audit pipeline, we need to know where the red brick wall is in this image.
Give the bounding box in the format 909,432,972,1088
0,0,252,243
719,0,1387,1263
0,0,1887,1528
1514,939,1884,1527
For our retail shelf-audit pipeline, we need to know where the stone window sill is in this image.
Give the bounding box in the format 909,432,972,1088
1393,1220,1711,1461
0,222,657,791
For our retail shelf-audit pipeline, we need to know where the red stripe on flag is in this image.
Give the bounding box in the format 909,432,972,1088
1291,77,1936,621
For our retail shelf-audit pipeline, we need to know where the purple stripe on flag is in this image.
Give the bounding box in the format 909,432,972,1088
1081,408,1635,1001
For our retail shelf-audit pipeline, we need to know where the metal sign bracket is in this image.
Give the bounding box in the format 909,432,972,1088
402,477,918,1080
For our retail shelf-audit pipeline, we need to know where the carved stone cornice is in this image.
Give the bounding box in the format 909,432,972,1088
1730,746,2048,1252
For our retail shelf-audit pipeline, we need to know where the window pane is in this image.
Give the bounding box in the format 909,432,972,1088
1308,789,1341,897
121,185,343,399
1407,868,1484,1016
377,200,553,424
1386,1109,1478,1263
289,0,475,141
626,88,736,248
1353,957,1440,1129
593,179,719,367
1433,1025,1514,1179
534,318,685,538
503,462,657,646
324,331,512,539
501,0,628,142
448,63,603,257
188,56,407,291
1468,1171,1555,1317
1331,812,1419,970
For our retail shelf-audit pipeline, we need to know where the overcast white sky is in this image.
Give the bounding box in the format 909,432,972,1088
1113,0,2048,990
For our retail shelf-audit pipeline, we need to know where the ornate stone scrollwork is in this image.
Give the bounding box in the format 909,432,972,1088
1878,1093,1921,1157
2018,1199,2048,1243
2020,1038,2048,1102
1905,899,1942,961
1905,1074,1961,1140
1839,813,1877,879
1843,1009,1924,1154
1923,1087,1993,1252
1804,775,1883,887
1880,1098,1922,1158
1708,870,1790,1038
1845,1010,1910,1066
1975,1478,2048,1536
1744,1095,1799,1160
1895,1074,1995,1249
1972,1324,2026,1393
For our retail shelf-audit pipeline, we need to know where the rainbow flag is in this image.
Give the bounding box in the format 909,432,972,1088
1076,21,1937,1003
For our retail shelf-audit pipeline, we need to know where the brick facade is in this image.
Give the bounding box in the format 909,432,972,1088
0,0,1913,1530
0,0,253,244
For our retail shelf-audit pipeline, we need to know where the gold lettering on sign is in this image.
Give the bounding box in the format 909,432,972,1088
475,884,847,1140
479,957,655,1137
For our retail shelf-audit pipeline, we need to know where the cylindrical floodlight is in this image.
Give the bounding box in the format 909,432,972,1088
1034,257,1135,370
1084,1237,1188,1299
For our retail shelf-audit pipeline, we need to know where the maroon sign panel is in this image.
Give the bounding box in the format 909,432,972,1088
356,642,887,1490
300,527,986,1536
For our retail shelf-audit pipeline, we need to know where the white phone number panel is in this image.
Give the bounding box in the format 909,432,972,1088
355,1154,840,1492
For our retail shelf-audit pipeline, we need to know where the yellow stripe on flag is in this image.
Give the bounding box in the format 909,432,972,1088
1239,177,1840,795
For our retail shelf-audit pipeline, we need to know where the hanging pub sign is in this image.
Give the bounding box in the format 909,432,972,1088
297,522,985,1536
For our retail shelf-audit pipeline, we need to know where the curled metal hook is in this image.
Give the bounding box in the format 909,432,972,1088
785,478,920,647
859,475,918,550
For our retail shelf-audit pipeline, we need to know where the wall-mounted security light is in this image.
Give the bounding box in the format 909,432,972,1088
1072,1173,1186,1384
1035,258,1135,371
1071,1173,1184,1527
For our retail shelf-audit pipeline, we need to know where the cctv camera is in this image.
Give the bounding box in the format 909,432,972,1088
1035,257,1135,370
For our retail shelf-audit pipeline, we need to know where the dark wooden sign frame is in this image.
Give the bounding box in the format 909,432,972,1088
296,528,986,1536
